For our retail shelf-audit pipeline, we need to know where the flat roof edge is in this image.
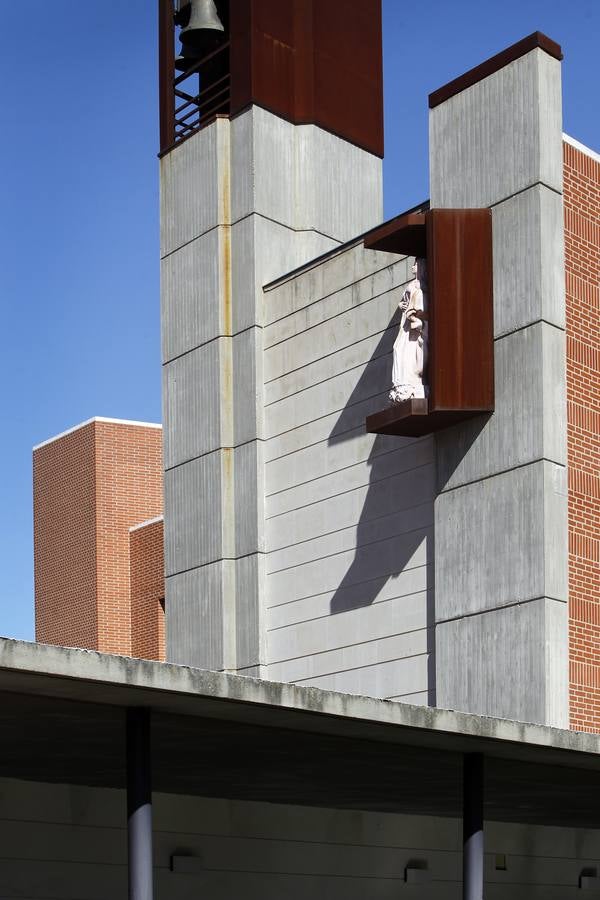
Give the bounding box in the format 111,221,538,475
563,132,600,165
33,417,163,452
130,515,164,533
429,32,563,109
0,637,598,761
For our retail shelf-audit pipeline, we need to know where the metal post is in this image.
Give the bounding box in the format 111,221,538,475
158,0,176,154
127,708,153,900
463,753,484,900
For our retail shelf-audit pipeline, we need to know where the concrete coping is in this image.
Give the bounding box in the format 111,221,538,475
429,32,563,109
33,417,162,452
563,132,600,165
0,637,599,766
263,199,429,292
129,515,164,533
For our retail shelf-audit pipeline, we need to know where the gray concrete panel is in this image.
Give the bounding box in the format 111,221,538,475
264,247,407,328
435,461,567,622
270,628,429,688
295,123,383,240
265,429,424,500
436,323,566,491
269,603,429,671
166,563,227,670
164,452,230,576
543,461,568,605
290,653,429,699
267,500,433,573
235,553,266,671
491,185,565,337
435,597,568,727
430,49,562,208
234,441,264,557
232,107,297,228
265,256,407,351
8,775,600,899
267,566,427,630
230,107,383,241
160,117,230,257
163,341,229,469
264,277,408,382
266,445,434,522
268,527,430,606
233,327,263,446
161,227,232,364
231,215,338,335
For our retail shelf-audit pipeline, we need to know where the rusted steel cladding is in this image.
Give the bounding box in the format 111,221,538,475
229,0,384,157
428,209,494,413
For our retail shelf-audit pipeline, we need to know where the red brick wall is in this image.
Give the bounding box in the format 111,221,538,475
34,422,98,649
34,420,164,657
95,421,163,655
130,518,165,661
565,140,600,732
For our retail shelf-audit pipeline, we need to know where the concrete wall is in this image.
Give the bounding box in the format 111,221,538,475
161,107,382,673
263,244,435,702
430,47,568,725
2,776,600,898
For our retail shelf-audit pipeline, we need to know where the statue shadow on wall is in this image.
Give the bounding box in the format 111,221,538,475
327,312,437,703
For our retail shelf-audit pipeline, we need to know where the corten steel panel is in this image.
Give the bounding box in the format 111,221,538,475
364,212,427,257
365,401,488,438
159,0,176,152
229,0,384,157
428,31,563,109
364,208,494,436
427,209,494,413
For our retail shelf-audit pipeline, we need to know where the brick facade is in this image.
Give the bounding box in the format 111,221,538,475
564,139,600,732
34,422,98,650
130,517,165,661
34,419,165,660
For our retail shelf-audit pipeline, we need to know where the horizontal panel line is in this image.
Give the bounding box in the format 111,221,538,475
266,413,429,465
264,332,394,401
163,325,259,366
267,463,434,519
264,284,401,353
162,211,340,263
267,499,433,555
264,386,390,442
386,690,429,700
265,261,407,328
188,865,406,880
166,552,266,580
268,564,428,610
488,178,562,210
439,457,566,495
266,445,431,501
165,438,265,473
268,590,427,630
493,317,565,343
267,626,430,665
265,309,395,359
436,595,566,625
267,522,431,576
288,650,429,684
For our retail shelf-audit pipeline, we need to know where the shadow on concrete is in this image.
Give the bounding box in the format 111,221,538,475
327,313,437,704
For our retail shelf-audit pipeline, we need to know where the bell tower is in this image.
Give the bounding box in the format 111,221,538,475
159,0,384,673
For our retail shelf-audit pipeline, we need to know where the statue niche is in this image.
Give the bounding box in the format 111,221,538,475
389,258,428,404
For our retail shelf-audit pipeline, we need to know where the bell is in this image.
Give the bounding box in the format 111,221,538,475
179,0,225,52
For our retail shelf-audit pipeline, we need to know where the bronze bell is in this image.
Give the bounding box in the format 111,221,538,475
178,0,224,52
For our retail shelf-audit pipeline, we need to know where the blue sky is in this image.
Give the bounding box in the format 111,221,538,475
0,0,598,641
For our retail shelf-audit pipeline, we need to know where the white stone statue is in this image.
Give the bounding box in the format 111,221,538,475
389,258,428,404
